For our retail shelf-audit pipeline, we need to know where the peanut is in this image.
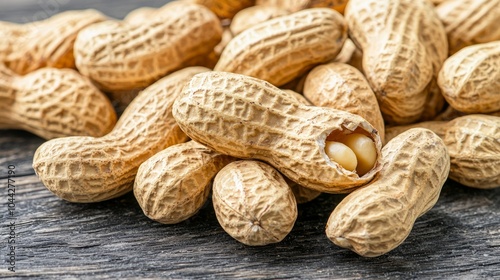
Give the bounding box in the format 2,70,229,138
256,0,349,14
230,5,289,36
385,115,500,189
186,0,255,19
212,160,297,246
346,0,447,124
32,67,209,203
438,41,500,114
123,7,157,25
333,39,363,74
436,0,500,54
303,62,385,142
134,141,235,224
1,10,106,75
326,128,450,257
0,65,116,140
173,71,383,193
74,2,222,92
214,8,347,87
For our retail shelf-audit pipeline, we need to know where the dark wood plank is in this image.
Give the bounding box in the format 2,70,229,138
1,1,499,278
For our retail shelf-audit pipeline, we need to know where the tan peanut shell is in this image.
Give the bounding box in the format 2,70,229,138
212,160,298,246
384,115,500,189
32,67,209,203
346,0,447,124
256,0,348,14
186,0,255,19
303,62,385,142
436,0,500,54
230,5,289,36
134,141,235,224
74,2,222,92
0,65,116,140
123,7,157,24
333,39,363,73
438,41,500,114
326,128,450,257
214,8,347,87
1,10,106,75
173,71,383,193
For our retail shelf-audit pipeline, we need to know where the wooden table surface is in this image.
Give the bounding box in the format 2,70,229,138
1,1,499,279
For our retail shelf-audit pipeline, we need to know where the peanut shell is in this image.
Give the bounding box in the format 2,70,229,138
214,8,347,87
134,141,235,224
230,5,289,36
173,71,383,193
32,67,210,203
326,128,450,257
212,160,297,246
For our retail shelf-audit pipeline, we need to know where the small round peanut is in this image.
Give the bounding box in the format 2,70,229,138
213,160,297,246
325,141,357,172
341,133,377,176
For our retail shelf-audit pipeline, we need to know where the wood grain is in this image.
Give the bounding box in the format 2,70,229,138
1,1,499,278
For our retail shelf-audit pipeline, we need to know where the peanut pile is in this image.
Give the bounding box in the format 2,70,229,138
1,0,498,257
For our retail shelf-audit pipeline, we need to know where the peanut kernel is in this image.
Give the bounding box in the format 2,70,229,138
340,133,377,176
325,141,357,172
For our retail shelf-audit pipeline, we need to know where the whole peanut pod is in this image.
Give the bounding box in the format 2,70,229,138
346,0,447,124
74,2,222,92
436,0,500,54
213,160,298,246
256,0,348,14
134,141,235,224
303,62,385,142
385,115,500,189
0,65,116,140
214,8,347,87
32,67,209,203
1,10,106,75
230,6,289,36
186,0,255,19
173,71,383,194
438,41,500,114
326,128,450,257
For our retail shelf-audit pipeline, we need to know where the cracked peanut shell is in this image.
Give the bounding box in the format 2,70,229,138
173,71,383,194
326,128,450,257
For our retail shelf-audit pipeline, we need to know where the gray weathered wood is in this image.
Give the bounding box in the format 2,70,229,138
1,1,499,278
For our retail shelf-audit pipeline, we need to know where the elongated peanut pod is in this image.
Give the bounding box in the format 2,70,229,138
436,0,500,54
74,2,222,92
304,62,385,142
32,67,210,203
438,41,500,114
3,10,107,75
134,141,235,224
213,160,298,246
173,71,383,193
346,0,447,124
214,8,347,87
385,115,500,189
326,128,450,257
0,66,116,140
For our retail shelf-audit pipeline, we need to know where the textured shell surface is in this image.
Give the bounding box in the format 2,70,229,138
214,8,347,87
32,67,209,203
438,41,500,114
0,68,116,140
4,10,107,75
326,128,450,257
444,115,500,189
345,0,447,124
212,160,298,246
256,0,348,14
304,62,385,142
173,71,383,193
230,5,289,35
134,141,235,224
74,2,221,91
436,0,500,54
